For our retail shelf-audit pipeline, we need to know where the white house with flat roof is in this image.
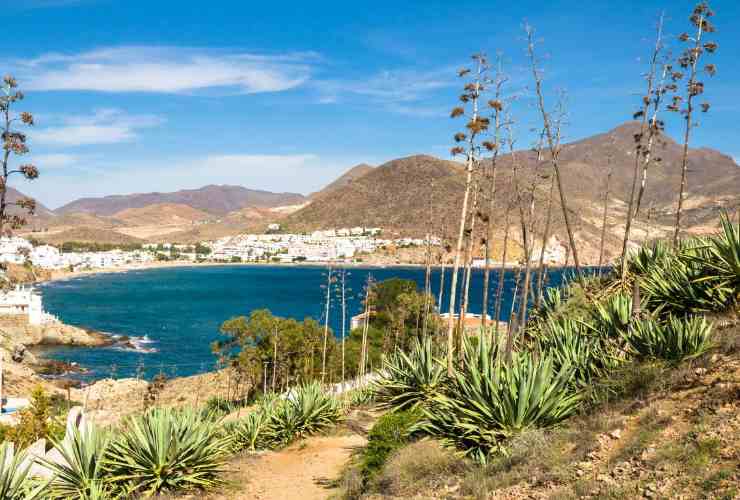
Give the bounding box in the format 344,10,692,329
0,286,56,325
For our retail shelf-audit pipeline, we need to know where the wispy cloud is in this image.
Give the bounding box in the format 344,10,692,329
30,153,80,168
16,46,316,94
315,67,456,115
32,108,163,146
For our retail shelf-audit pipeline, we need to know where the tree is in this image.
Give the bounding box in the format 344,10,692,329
0,76,39,235
671,2,717,246
446,54,490,375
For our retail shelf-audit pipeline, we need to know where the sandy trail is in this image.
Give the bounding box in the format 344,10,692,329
209,432,366,500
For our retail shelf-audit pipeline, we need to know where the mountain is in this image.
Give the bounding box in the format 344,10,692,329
309,164,375,199
111,203,212,226
285,122,740,262
56,185,308,216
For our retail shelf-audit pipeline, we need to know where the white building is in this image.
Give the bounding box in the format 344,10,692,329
0,237,32,265
30,245,63,269
0,286,55,325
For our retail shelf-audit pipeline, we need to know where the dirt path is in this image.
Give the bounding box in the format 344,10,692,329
210,432,366,500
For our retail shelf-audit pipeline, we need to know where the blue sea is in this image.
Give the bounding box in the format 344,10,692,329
38,265,582,380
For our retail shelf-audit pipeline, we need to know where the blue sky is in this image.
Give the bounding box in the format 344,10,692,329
4,0,738,208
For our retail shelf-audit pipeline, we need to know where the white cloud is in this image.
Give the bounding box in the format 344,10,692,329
17,46,315,94
32,108,163,146
31,153,79,168
315,67,456,114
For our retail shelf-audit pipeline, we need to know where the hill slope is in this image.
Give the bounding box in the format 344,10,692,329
309,163,375,199
286,122,740,261
56,185,307,216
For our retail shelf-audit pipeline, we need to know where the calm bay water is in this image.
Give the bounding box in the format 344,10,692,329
38,265,580,380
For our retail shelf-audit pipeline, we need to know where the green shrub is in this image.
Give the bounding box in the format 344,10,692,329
361,409,421,481
623,315,714,362
417,346,581,463
43,425,112,500
373,337,446,412
267,382,343,446
227,399,275,453
3,386,66,449
536,316,623,391
0,442,46,500
105,408,229,496
202,396,244,418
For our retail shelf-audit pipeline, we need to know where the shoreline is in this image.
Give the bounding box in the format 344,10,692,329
40,259,544,285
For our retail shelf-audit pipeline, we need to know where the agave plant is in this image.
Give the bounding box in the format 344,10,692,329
536,316,622,390
228,403,274,452
590,293,632,338
416,345,581,463
623,315,714,362
0,442,46,500
105,408,230,496
42,424,112,500
373,337,447,412
267,382,343,446
698,213,740,303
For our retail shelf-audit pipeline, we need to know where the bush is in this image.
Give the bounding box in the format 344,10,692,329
227,397,277,453
417,344,581,463
373,337,446,412
623,315,714,362
105,408,230,496
360,409,421,481
4,386,65,449
375,439,463,495
267,382,343,446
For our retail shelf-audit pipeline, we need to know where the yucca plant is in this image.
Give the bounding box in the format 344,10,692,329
373,337,447,412
267,382,343,446
416,345,581,463
623,315,714,363
42,424,112,500
105,408,230,496
0,442,46,500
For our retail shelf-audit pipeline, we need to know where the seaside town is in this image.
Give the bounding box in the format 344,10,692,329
0,227,440,272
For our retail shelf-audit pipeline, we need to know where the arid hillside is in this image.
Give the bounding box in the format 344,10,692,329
285,122,740,264
55,184,307,216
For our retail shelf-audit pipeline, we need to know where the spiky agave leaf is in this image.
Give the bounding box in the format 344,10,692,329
416,341,581,463
622,315,714,362
0,442,47,500
267,382,343,446
536,316,623,390
42,424,112,500
373,337,447,412
105,407,230,496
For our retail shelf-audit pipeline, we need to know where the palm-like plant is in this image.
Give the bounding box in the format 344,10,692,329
623,315,714,362
590,293,632,338
268,382,343,446
373,337,447,412
0,442,46,500
105,408,230,496
417,344,581,463
42,425,112,500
